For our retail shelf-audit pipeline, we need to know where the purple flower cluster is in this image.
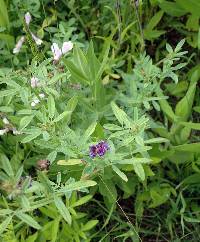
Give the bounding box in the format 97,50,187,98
89,141,110,158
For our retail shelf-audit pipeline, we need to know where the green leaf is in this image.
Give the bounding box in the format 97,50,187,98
47,151,57,163
26,232,38,242
175,81,197,121
81,220,98,231
144,30,165,40
159,1,187,17
74,45,89,78
0,89,18,97
0,153,14,177
21,129,42,143
156,88,177,122
21,195,30,210
0,209,12,216
180,122,200,130
198,27,200,50
53,195,71,225
133,163,145,181
57,159,83,166
173,143,200,153
0,33,15,49
184,216,200,223
38,171,53,193
149,187,171,208
0,0,9,30
144,11,164,40
16,211,41,230
96,39,110,85
168,72,178,84
64,45,90,84
15,166,23,183
176,0,200,17
111,102,130,126
194,106,200,113
61,180,97,193
83,122,97,142
147,11,164,30
64,59,89,84
65,96,78,124
48,95,55,119
0,106,14,112
49,73,66,85
19,115,34,131
86,41,100,81
112,165,128,182
53,111,71,123
182,174,200,185
103,124,122,131
180,126,191,143
144,137,168,144
116,158,150,165
0,216,12,235
51,218,60,242
71,195,92,208
175,39,185,52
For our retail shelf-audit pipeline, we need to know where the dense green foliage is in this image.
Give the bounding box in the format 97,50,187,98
0,0,200,241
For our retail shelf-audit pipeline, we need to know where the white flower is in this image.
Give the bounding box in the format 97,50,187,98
30,77,40,88
31,93,45,107
25,12,32,25
12,128,21,135
31,99,40,107
51,43,62,61
0,128,8,135
2,117,9,125
13,36,25,54
51,41,73,61
62,41,73,54
39,93,45,98
31,32,43,45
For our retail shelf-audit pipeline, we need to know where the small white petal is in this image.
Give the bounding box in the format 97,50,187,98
25,12,32,25
62,41,73,54
51,43,62,61
31,32,43,45
2,117,9,124
30,77,40,88
39,93,45,98
0,129,8,135
13,36,25,54
31,101,36,107
12,128,21,135
31,98,40,107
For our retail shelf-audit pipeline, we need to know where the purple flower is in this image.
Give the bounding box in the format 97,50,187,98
89,140,110,158
51,41,73,62
13,36,25,54
89,145,98,158
97,141,110,156
13,13,43,55
62,41,73,54
31,32,43,45
25,12,32,25
30,76,40,88
51,43,62,61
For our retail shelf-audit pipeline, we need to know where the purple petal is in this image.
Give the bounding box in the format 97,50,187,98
13,36,25,54
31,32,43,45
62,41,73,54
30,77,39,88
51,43,62,61
25,12,32,25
